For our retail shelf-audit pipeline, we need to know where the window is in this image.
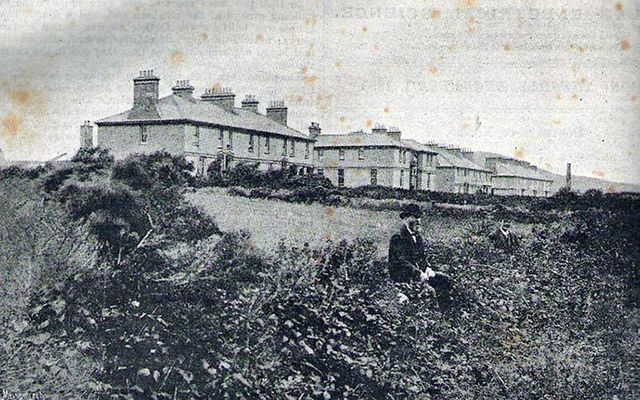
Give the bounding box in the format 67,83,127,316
228,131,233,149
339,149,345,161
305,142,310,159
197,156,206,176
218,130,224,145
337,169,345,187
400,170,404,187
427,173,432,189
400,150,406,164
317,168,324,176
370,169,378,185
282,138,288,156
264,137,270,154
290,140,295,157
140,126,148,143
249,134,255,153
318,149,324,160
358,148,364,160
193,126,200,147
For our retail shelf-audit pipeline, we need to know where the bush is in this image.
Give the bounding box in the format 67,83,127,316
3,148,639,399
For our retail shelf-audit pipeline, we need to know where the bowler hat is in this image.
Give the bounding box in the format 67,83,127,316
400,203,423,219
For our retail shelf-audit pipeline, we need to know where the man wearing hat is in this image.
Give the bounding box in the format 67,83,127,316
488,221,520,252
388,203,452,308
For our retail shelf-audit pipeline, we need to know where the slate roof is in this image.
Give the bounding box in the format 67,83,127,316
491,160,554,181
314,131,411,148
401,139,439,154
96,94,311,140
422,145,493,172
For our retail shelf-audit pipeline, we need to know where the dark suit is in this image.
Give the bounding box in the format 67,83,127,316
388,225,425,283
489,229,520,251
388,225,453,309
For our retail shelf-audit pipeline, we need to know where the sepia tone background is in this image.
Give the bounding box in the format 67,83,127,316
0,0,638,185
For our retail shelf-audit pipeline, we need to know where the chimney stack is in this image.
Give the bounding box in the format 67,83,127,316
566,162,572,190
130,70,160,119
201,87,236,112
241,95,259,113
266,100,288,126
371,123,387,135
308,122,321,139
80,121,94,149
460,148,475,161
387,126,402,141
171,80,194,98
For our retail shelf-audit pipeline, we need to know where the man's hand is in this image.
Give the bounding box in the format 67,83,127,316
424,267,436,279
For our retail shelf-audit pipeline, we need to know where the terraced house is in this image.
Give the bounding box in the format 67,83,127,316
313,126,415,189
484,156,553,196
401,138,438,191
424,144,493,194
95,71,315,175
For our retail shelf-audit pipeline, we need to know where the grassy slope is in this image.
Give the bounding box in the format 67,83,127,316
187,187,499,254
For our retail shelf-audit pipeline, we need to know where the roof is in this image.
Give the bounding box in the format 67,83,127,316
402,139,438,154
460,150,554,181
422,145,493,172
492,160,554,181
314,132,411,148
96,94,311,140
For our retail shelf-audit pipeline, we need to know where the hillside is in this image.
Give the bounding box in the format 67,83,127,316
469,150,640,193
1,151,639,399
545,172,640,193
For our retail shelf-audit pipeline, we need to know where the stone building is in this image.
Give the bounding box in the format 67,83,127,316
94,71,315,175
400,138,438,191
463,152,553,196
313,126,415,189
484,157,553,196
424,144,493,194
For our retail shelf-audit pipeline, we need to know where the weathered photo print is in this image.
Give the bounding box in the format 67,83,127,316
1,1,638,398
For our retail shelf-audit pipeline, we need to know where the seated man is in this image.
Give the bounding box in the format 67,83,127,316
488,222,520,252
388,204,452,309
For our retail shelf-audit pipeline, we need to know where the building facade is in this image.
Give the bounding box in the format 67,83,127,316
401,139,438,191
423,144,493,194
313,127,414,189
484,157,553,196
87,71,558,196
95,71,315,175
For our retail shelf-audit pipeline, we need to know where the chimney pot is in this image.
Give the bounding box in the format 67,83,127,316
371,124,387,134
266,100,288,125
386,126,401,141
201,86,236,112
172,79,195,98
308,122,321,138
130,69,160,119
241,94,259,113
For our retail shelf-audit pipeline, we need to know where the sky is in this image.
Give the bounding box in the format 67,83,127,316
0,0,638,184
